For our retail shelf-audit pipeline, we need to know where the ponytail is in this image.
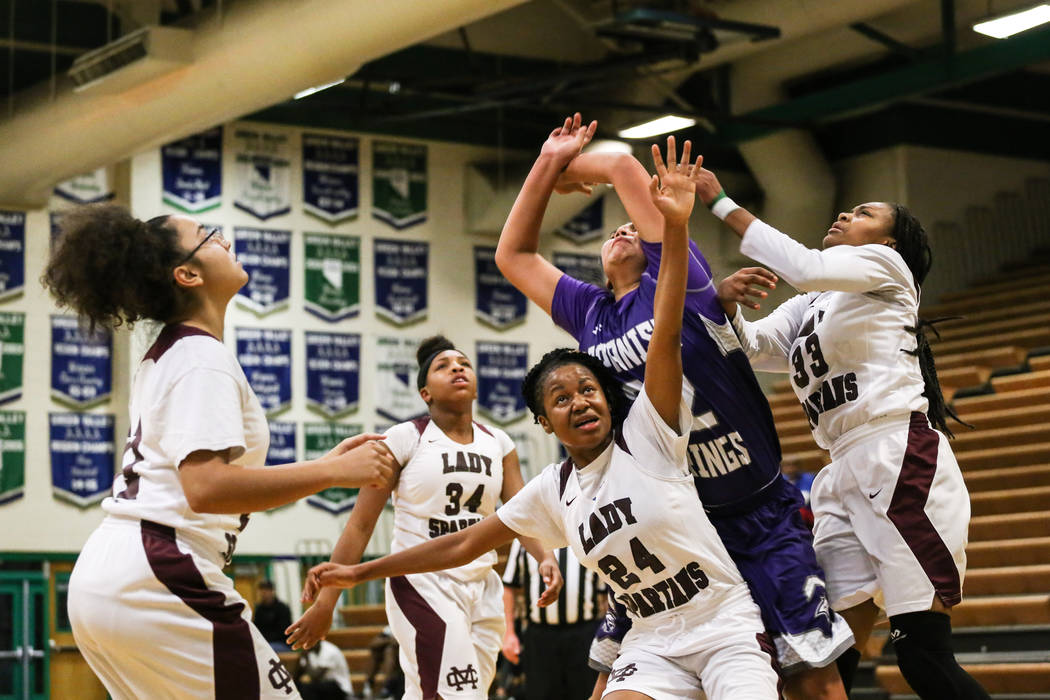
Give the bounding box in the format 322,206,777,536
902,317,973,438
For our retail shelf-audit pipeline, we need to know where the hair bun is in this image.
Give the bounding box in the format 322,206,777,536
416,335,456,366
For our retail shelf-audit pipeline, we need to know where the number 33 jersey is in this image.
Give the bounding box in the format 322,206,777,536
384,416,515,583
498,390,755,655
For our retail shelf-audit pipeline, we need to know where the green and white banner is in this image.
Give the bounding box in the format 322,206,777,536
53,168,114,205
374,335,425,423
372,141,427,229
0,411,25,506
304,421,363,514
303,233,360,322
233,127,292,220
0,313,24,405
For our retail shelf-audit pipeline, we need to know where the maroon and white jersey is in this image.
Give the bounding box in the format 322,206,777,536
384,417,515,583
731,220,928,452
104,324,268,565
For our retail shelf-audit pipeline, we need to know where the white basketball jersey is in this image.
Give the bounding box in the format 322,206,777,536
384,417,514,583
497,390,750,654
105,325,269,565
732,220,928,451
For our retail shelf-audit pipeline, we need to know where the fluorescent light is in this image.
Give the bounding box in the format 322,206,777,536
585,139,633,155
617,115,697,139
293,78,345,100
973,3,1050,38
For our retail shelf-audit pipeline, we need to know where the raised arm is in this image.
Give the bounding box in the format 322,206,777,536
558,151,665,243
643,137,701,428
495,114,596,314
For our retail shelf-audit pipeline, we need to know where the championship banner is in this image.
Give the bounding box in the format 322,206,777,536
372,141,427,229
303,233,360,321
162,127,223,213
556,196,605,243
49,212,64,250
233,127,292,220
50,412,115,508
306,332,360,418
303,133,359,224
476,342,529,425
304,422,363,514
234,227,291,315
236,328,292,416
0,313,25,405
553,251,605,287
0,411,25,506
0,211,25,301
53,168,113,204
266,421,297,466
374,239,428,325
505,429,539,481
374,336,425,423
51,316,112,408
474,246,527,330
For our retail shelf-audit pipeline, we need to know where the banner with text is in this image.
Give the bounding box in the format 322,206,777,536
51,316,112,408
236,328,292,416
373,141,427,229
162,127,223,213
53,168,113,205
50,412,114,507
0,211,25,301
476,342,528,425
266,421,297,466
303,233,360,321
234,227,291,315
303,133,359,223
0,313,25,404
374,238,428,325
553,251,605,288
0,411,25,506
233,128,291,220
304,422,363,514
306,332,360,418
474,246,526,330
556,196,605,243
374,336,425,423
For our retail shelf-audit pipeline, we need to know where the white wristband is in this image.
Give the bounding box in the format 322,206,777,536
710,196,740,221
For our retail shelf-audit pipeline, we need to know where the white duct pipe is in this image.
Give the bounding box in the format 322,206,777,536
0,0,528,207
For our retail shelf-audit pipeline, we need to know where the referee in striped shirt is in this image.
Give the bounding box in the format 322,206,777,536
502,539,605,699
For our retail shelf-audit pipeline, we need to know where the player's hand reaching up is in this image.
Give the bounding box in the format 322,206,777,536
648,136,703,226
541,113,597,168
332,439,397,490
717,267,778,313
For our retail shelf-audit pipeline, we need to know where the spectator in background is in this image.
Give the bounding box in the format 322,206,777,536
254,580,293,652
502,540,606,698
364,627,404,700
782,457,816,506
295,639,353,700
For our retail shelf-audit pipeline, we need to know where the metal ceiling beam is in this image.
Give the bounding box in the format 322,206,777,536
0,38,84,56
848,22,919,60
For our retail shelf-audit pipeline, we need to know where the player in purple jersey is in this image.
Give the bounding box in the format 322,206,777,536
495,115,852,700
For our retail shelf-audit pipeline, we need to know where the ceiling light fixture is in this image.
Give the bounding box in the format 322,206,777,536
973,3,1050,38
293,78,345,100
617,115,697,139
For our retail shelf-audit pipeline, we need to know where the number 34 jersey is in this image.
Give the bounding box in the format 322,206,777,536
498,390,755,656
384,416,515,583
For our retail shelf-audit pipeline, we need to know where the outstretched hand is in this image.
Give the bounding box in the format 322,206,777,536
302,562,360,603
717,267,778,313
541,113,597,167
648,136,703,226
534,558,564,607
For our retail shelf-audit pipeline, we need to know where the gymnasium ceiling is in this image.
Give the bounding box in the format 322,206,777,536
2,0,1050,172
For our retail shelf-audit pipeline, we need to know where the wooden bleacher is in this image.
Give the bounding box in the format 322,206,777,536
766,253,1050,698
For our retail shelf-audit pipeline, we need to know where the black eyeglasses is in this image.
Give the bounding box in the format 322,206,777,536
176,227,224,265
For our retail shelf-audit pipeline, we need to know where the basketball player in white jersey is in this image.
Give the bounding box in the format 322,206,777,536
697,170,991,699
286,335,563,700
43,205,397,700
301,138,781,700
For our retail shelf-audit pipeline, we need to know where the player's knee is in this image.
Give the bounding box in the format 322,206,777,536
889,611,990,700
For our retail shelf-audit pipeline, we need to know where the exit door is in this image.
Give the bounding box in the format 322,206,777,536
0,573,48,700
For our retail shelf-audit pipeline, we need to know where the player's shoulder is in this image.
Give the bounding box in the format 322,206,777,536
143,325,237,375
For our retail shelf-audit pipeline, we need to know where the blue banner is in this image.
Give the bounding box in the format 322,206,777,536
266,421,297,466
50,316,112,408
474,246,527,330
476,342,529,424
0,211,25,301
234,227,291,315
553,251,605,288
303,133,359,224
50,412,115,507
306,332,360,418
162,127,223,213
556,196,605,243
236,328,292,417
374,238,428,325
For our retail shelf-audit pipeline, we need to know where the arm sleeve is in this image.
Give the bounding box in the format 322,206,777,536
502,538,524,587
493,426,516,459
727,294,813,373
550,274,606,338
621,388,693,479
382,421,420,466
496,468,569,550
156,368,249,466
741,219,915,297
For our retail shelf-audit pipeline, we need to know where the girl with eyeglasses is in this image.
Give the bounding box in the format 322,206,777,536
43,205,398,700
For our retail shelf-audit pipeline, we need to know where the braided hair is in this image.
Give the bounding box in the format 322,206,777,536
521,348,628,428
889,204,971,437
